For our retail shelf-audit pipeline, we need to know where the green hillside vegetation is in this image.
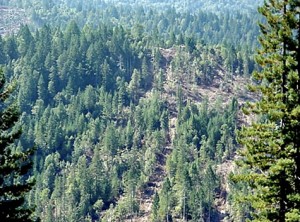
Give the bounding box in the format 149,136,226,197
1,0,298,221
0,22,250,221
1,0,261,51
0,1,258,221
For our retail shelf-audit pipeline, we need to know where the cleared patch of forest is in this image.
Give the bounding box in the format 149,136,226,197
0,6,29,36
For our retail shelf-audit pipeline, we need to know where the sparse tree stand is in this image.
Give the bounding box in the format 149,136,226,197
0,69,35,221
234,0,300,221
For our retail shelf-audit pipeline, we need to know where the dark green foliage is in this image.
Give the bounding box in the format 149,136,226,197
0,1,260,221
233,0,300,221
0,69,35,221
162,99,238,221
151,192,159,221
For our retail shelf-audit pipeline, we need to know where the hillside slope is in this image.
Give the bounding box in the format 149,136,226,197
0,1,260,221
101,46,255,221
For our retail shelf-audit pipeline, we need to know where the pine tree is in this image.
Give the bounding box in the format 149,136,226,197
159,177,172,222
151,192,159,222
234,1,300,221
0,69,35,221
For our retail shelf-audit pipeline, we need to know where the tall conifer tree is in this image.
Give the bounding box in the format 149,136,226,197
0,69,35,221
235,0,300,221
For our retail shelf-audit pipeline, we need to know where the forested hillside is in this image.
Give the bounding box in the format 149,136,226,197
0,0,267,221
0,0,262,12
1,0,261,50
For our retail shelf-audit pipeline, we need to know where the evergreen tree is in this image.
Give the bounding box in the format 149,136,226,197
159,177,172,222
234,1,300,221
0,69,35,221
151,192,160,222
128,68,141,103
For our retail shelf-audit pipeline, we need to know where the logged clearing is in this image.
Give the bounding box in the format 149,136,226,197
0,6,29,36
122,47,256,222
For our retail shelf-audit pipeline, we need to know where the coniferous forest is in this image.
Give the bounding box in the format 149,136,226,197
0,0,299,222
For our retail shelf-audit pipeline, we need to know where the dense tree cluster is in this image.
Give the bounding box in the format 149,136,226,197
0,21,246,221
153,98,238,221
2,0,260,55
0,0,283,221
